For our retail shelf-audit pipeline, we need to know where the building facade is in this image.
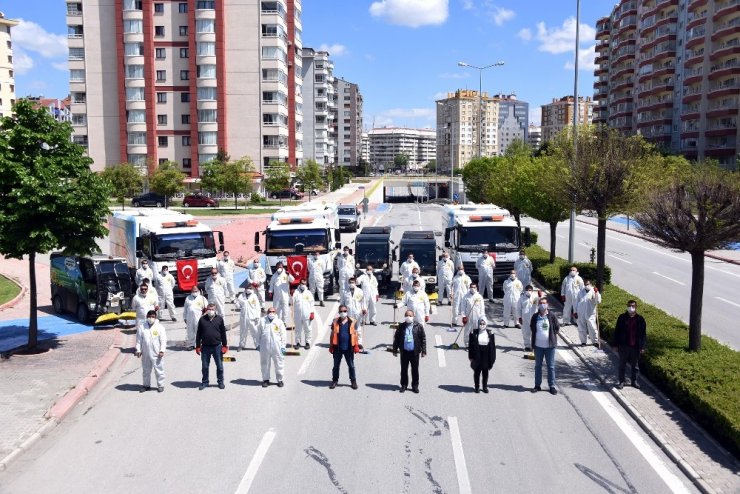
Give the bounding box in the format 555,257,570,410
494,94,530,153
301,48,336,167
528,123,542,150
0,13,19,119
21,96,73,122
541,95,594,142
334,77,363,168
368,127,435,172
66,0,304,175
593,0,739,168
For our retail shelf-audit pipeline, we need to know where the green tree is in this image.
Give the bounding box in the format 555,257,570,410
199,159,224,195
358,157,370,176
100,162,143,210
222,156,254,209
0,100,111,350
394,154,409,174
636,163,740,352
296,159,324,201
149,160,185,208
461,157,497,203
264,161,291,201
424,159,437,174
487,139,535,226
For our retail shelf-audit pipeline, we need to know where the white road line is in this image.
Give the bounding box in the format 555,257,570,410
579,242,592,248
716,296,740,309
608,254,633,265
416,205,423,231
234,428,277,494
435,335,446,368
297,302,339,376
652,271,686,286
448,416,472,494
556,234,566,239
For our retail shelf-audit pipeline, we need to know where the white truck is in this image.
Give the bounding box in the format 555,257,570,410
109,209,224,298
444,204,530,286
254,203,341,294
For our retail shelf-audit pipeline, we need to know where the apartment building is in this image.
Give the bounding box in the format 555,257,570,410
301,48,335,167
593,0,739,168
368,127,435,171
66,0,303,175
21,96,73,122
494,93,530,153
360,132,369,164
528,123,542,150
0,13,19,119
334,77,363,167
541,95,594,142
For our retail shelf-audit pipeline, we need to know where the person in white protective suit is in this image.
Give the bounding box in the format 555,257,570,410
436,252,455,305
399,254,420,283
461,284,485,349
135,259,154,288
574,280,602,346
307,252,327,307
205,268,228,317
268,262,294,323
560,266,584,325
156,265,177,321
183,286,208,351
247,259,267,310
396,280,431,328
135,310,167,392
131,283,160,331
356,265,379,325
502,270,524,328
514,250,533,289
403,267,426,294
337,247,355,293
257,307,287,388
342,277,367,348
518,285,540,351
476,250,496,302
217,251,237,303
451,266,472,323
237,286,262,351
291,279,315,349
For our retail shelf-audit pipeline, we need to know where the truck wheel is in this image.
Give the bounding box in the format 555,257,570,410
183,202,190,208
76,304,89,323
133,201,140,207
156,202,163,208
52,295,64,314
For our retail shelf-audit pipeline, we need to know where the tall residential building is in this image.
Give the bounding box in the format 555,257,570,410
334,77,363,167
541,96,594,142
368,127,435,171
21,96,73,122
360,132,369,163
528,123,542,150
494,93,530,152
302,48,336,167
66,0,304,175
0,13,19,118
593,0,739,168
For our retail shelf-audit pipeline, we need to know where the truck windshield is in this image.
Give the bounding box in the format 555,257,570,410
400,246,436,274
355,242,387,266
266,229,328,254
459,226,519,252
338,207,356,215
151,232,216,260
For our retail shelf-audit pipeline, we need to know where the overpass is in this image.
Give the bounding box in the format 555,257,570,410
379,176,467,203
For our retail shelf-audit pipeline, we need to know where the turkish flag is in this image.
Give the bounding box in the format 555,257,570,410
176,259,198,291
287,255,307,287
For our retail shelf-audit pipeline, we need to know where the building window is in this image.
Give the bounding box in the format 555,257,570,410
155,48,166,59
155,26,165,37
157,114,168,125
197,87,217,100
178,3,188,13
182,136,191,146
128,132,146,145
180,70,190,81
125,88,144,101
70,69,85,82
156,70,166,82
154,3,164,13
127,109,145,123
126,64,144,79
196,1,215,9
157,92,167,103
196,19,215,33
158,158,168,165
125,42,144,56
198,131,218,145
180,48,189,58
181,92,190,102
123,0,142,10
179,26,188,36
69,47,85,60
158,136,169,147
197,64,216,79
197,42,216,56
182,114,191,124
182,158,192,167
198,109,217,122
124,20,143,33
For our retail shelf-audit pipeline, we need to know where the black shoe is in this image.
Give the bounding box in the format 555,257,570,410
474,388,480,394
277,381,284,388
262,381,269,388
199,384,206,390
370,321,377,326
358,344,364,351
631,381,640,389
305,343,310,350
140,386,149,393
157,387,164,393
320,301,325,307
351,381,358,390
187,346,195,351
237,347,241,352
482,387,489,393
399,386,406,393
329,381,337,389
218,383,225,390
412,387,419,394
448,300,452,306
531,386,541,393
617,382,625,390
293,344,300,350
524,347,532,352
172,318,177,322
549,387,558,395
581,343,587,347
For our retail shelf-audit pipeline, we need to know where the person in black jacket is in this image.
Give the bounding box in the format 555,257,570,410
468,317,496,393
393,309,427,393
196,303,228,390
611,300,647,389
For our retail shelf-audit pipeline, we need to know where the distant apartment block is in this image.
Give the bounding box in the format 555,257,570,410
368,127,435,171
494,93,530,153
593,0,739,168
541,95,594,142
22,96,73,122
66,0,304,175
360,132,369,163
528,123,542,150
334,77,363,167
0,13,19,119
302,48,336,167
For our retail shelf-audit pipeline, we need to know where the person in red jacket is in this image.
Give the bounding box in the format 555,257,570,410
328,305,360,390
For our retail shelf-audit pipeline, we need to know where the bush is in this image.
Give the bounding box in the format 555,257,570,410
525,244,610,290
250,192,265,204
525,230,538,246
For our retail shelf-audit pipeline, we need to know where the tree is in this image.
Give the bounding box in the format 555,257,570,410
424,159,437,174
461,157,497,203
264,161,291,201
357,157,370,176
296,159,324,202
100,162,143,210
636,163,740,352
200,156,254,209
487,139,535,226
149,160,185,208
0,100,111,351
199,159,224,195
394,154,409,174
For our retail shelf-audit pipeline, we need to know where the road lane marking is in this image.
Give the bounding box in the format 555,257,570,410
716,297,740,309
298,302,339,376
416,205,423,230
579,242,592,248
235,428,277,494
652,272,686,286
608,254,633,265
556,234,566,239
448,416,472,494
435,335,446,367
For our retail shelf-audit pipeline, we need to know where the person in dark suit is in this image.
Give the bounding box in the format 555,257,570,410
468,317,496,393
393,309,427,393
611,299,647,389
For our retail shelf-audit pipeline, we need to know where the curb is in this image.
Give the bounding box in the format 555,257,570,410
0,328,126,472
0,275,27,312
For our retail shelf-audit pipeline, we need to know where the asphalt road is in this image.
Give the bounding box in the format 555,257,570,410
0,205,696,493
521,217,740,350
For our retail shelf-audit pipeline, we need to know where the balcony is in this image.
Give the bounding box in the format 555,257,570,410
683,66,704,84
707,99,739,117
686,28,707,48
708,80,740,97
705,121,738,137
686,10,707,30
708,59,740,79
688,0,709,12
711,38,740,61
713,0,740,21
712,18,740,41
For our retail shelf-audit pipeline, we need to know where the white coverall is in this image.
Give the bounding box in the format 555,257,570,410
502,277,524,327
436,258,454,303
519,291,539,349
402,274,426,294
292,288,315,346
338,254,355,293
135,319,167,388
218,257,237,302
131,290,160,330
398,289,431,326
399,260,420,281
560,273,584,324
156,272,176,321
344,286,366,345
237,291,261,349
247,264,267,307
461,291,485,348
258,315,286,382
514,256,533,289
451,272,472,320
307,255,326,302
183,293,208,348
356,272,379,324
135,266,154,287
476,254,496,301
268,270,294,323
206,274,228,317
575,288,602,344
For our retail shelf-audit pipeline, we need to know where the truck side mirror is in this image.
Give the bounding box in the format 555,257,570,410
392,251,397,262
135,238,142,253
335,230,341,242
218,231,225,252
254,231,260,247
444,241,451,248
335,242,341,249
523,227,531,247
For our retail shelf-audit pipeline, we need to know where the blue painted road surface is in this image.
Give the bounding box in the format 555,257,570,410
608,215,739,250
0,315,95,353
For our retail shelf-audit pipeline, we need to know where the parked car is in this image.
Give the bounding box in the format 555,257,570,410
132,192,167,207
183,194,219,208
338,204,361,232
270,188,304,200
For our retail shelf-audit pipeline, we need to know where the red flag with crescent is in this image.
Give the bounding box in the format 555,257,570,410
287,255,307,287
176,259,198,291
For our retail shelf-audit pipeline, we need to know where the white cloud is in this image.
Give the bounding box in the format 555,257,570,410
433,91,449,100
12,48,35,75
369,0,449,28
564,43,597,72
13,20,67,59
461,0,475,9
318,43,348,57
373,107,437,127
52,61,68,71
529,107,542,126
535,17,596,54
517,28,532,41
488,5,515,26
439,72,470,79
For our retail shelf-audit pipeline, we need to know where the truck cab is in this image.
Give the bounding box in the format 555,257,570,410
398,230,440,293
352,226,396,292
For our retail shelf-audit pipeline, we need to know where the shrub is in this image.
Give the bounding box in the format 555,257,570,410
525,244,610,290
250,192,265,204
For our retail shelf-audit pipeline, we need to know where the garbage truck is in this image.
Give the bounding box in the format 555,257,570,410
351,226,396,293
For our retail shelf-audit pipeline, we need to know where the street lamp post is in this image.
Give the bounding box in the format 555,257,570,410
568,0,581,264
457,61,504,158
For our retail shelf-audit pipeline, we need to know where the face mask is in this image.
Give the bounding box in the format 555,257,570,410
147,317,156,325
585,285,592,291
412,274,418,278
470,288,477,294
277,268,283,274
207,310,215,317
253,263,259,268
267,313,276,321
162,270,168,275
443,257,449,261
224,255,229,260
367,271,373,276
343,253,348,257
525,291,532,297
480,323,487,329
458,270,464,275
299,285,306,292
407,259,413,263
191,291,199,297
627,306,636,314
246,289,254,295
405,316,414,324
211,274,218,278
519,255,525,259
570,271,577,277
339,311,348,319
510,275,516,280
538,304,548,313
412,287,419,293
349,284,356,290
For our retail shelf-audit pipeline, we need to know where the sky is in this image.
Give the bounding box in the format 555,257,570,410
8,0,612,130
